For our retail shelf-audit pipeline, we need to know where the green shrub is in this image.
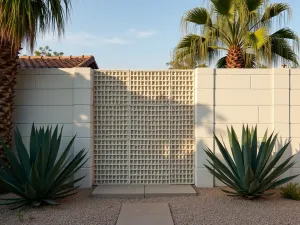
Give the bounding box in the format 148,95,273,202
204,125,299,198
281,183,300,200
0,124,88,209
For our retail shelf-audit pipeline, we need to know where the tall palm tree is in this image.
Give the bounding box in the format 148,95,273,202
172,0,299,68
0,0,71,163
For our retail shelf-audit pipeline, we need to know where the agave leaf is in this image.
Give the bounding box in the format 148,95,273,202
229,127,245,179
221,189,243,194
25,183,36,200
206,160,240,189
43,199,59,205
0,172,25,196
40,127,50,174
29,164,41,196
0,199,26,205
30,124,39,164
37,127,45,147
55,185,81,197
35,139,46,185
61,157,89,184
260,134,278,173
32,200,42,207
50,151,87,190
9,201,28,210
214,134,238,177
48,154,86,193
14,129,31,176
52,176,85,194
242,125,251,171
258,142,291,181
226,194,243,196
248,179,259,194
0,171,21,189
46,127,63,174
243,167,255,189
0,197,24,201
255,132,274,177
250,126,258,173
205,165,238,190
268,175,300,189
256,129,268,164
45,135,76,188
0,157,16,178
258,159,296,191
204,148,241,186
0,139,28,183
55,191,79,199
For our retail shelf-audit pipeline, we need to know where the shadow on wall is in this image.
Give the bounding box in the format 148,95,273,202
13,68,93,157
94,70,221,184
277,137,300,182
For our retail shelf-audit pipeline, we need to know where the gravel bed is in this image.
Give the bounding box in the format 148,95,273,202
1,188,300,225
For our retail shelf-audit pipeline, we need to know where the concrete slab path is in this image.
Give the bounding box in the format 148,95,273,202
92,185,196,198
145,184,196,197
116,203,174,225
92,185,144,198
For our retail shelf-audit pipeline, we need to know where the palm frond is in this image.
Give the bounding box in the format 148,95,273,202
271,38,299,66
0,0,72,51
245,28,268,49
183,7,212,26
211,0,234,17
216,56,227,68
271,28,299,41
176,34,206,50
245,0,264,12
261,3,291,23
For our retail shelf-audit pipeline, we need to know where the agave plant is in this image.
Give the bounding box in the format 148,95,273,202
0,124,87,209
204,125,299,198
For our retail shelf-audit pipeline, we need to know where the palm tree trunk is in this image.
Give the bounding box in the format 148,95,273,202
0,41,18,164
226,45,245,68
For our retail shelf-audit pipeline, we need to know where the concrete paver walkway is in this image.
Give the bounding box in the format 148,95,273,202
116,203,174,225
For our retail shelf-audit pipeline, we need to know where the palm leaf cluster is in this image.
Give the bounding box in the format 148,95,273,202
172,0,299,68
204,125,298,198
0,124,87,209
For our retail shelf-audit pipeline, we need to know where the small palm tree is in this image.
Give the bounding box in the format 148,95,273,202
172,0,299,68
0,0,71,163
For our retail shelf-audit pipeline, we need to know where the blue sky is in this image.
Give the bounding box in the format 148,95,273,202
33,0,300,69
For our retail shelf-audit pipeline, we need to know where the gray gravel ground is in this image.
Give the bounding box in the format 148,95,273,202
1,188,300,225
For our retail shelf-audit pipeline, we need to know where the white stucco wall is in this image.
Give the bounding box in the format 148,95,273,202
195,68,300,187
14,68,94,188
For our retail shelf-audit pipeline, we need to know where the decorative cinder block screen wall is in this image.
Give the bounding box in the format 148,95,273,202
93,70,195,184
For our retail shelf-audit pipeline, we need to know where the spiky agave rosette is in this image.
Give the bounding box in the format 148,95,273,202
204,125,299,198
0,124,88,209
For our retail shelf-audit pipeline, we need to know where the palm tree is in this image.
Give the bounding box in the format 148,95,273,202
172,0,299,68
0,0,71,163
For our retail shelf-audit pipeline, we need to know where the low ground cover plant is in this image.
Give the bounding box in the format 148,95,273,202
281,183,300,200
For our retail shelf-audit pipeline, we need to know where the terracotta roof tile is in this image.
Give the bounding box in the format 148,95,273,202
18,55,99,69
